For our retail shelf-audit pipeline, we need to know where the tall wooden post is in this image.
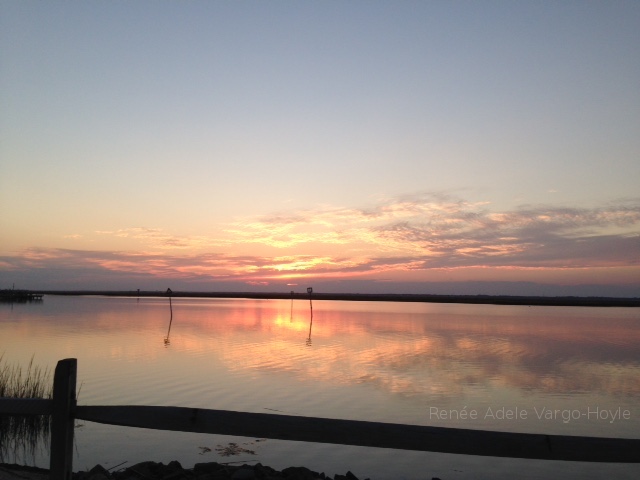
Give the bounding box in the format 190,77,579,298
50,359,77,480
307,287,313,308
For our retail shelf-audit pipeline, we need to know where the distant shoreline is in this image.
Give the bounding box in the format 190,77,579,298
31,290,640,307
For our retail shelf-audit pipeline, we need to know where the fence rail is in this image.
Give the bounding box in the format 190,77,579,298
1,359,639,480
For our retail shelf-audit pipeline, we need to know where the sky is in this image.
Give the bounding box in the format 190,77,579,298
1,1,639,296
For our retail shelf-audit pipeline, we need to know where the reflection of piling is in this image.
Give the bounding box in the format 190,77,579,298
290,290,294,322
165,288,173,345
306,287,313,346
306,306,313,347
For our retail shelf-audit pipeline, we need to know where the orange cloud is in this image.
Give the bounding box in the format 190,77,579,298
3,193,639,289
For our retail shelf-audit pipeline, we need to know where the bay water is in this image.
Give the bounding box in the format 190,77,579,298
1,295,639,479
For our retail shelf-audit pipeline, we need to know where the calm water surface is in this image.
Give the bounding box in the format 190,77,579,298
1,296,639,479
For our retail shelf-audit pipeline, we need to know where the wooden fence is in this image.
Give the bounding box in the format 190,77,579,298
1,359,639,480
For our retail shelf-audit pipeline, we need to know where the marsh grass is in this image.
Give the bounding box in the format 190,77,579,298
0,354,52,464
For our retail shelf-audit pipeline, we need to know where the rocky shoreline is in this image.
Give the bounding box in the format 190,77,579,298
0,460,445,480
0,460,439,480
1,461,443,480
77,461,369,480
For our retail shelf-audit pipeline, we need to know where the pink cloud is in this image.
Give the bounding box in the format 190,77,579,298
3,194,639,288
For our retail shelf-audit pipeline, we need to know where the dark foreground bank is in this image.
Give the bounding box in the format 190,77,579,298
77,461,372,480
0,460,437,480
34,290,640,307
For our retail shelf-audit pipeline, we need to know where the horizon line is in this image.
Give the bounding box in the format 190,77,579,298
11,289,640,307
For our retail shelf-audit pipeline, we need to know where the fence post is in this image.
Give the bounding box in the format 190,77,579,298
50,359,77,480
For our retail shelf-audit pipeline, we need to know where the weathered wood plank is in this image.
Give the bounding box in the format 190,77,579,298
0,398,52,415
50,359,77,480
76,405,640,463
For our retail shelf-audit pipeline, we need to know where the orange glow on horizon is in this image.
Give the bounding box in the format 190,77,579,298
4,192,639,291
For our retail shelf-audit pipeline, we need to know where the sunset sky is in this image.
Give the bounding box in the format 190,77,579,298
1,1,639,296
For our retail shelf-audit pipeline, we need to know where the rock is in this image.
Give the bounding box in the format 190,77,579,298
193,463,225,475
87,464,111,480
194,474,228,480
252,463,282,479
334,474,360,480
127,461,160,478
230,467,255,480
281,466,320,480
75,464,112,480
89,473,110,480
162,471,189,480
159,461,189,480
90,465,111,476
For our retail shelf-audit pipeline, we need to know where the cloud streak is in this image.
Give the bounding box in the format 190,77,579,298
224,193,640,269
2,193,639,290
